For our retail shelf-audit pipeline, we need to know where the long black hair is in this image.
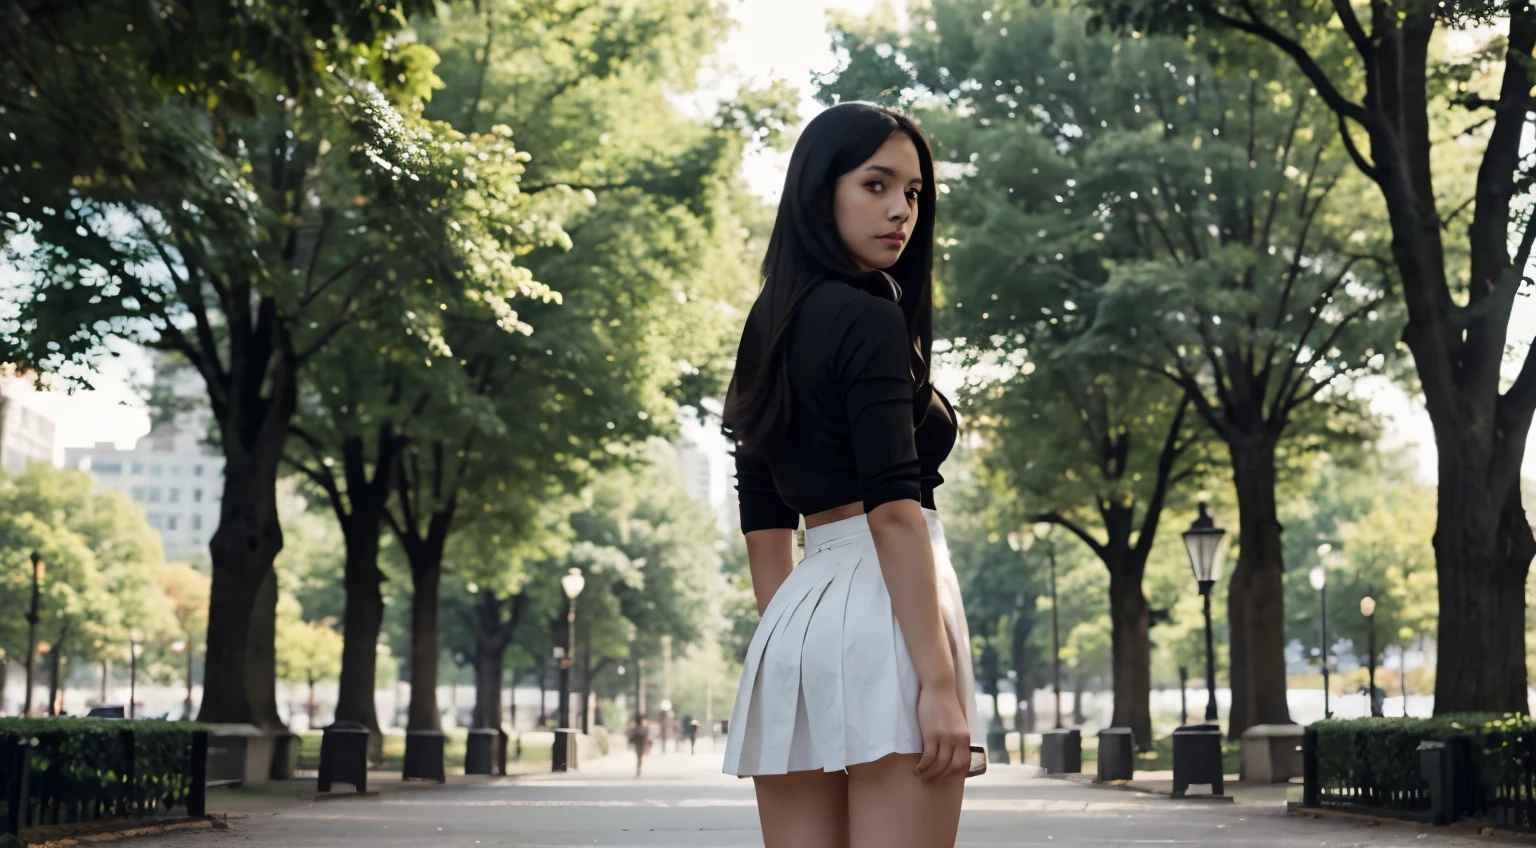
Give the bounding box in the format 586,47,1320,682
722,101,937,457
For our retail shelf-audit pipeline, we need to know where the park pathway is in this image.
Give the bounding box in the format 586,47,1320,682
125,745,1516,847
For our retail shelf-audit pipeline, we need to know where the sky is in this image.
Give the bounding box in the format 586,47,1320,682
8,0,1536,485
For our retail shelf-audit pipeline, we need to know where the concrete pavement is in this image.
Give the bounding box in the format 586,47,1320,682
117,747,1523,847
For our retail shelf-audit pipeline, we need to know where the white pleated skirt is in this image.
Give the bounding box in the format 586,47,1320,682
722,508,980,776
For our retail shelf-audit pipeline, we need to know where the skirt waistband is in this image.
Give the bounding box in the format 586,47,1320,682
805,507,945,553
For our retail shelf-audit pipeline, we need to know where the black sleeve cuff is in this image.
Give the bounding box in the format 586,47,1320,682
739,494,800,533
862,481,922,515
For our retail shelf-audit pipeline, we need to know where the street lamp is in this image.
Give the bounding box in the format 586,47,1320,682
1309,559,1330,718
1360,596,1380,717
171,640,193,721
554,567,585,772
1181,503,1227,725
23,551,43,716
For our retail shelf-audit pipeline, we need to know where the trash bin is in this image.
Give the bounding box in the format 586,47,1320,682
1172,724,1224,797
318,721,370,793
465,728,499,775
1418,740,1453,825
1040,729,1082,774
1096,728,1135,782
402,729,446,783
551,728,580,773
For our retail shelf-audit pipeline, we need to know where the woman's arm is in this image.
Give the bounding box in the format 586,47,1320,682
835,295,970,780
745,528,796,614
866,500,955,691
734,450,799,614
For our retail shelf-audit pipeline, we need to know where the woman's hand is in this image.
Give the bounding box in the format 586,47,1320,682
913,682,971,781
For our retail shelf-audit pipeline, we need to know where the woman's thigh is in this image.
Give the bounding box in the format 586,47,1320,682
847,753,964,848
753,769,849,848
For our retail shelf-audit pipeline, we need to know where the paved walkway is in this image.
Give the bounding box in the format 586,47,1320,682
117,749,1522,847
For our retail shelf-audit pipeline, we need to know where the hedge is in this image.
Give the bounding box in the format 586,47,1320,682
1311,713,1525,812
0,718,206,833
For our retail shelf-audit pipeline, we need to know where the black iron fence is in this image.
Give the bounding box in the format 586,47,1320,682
1479,720,1536,831
1301,715,1536,833
0,721,206,836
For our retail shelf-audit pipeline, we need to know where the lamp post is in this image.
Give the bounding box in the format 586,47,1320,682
1018,523,1063,730
171,640,193,721
23,551,43,716
1360,596,1380,717
554,568,584,772
128,631,142,719
1309,561,1330,719
1181,503,1228,725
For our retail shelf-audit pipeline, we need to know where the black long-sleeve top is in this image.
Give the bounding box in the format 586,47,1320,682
733,281,958,534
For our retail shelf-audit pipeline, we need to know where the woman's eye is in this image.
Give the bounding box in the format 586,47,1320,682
867,180,885,193
906,188,921,201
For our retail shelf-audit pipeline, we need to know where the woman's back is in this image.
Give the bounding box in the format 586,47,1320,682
736,280,957,525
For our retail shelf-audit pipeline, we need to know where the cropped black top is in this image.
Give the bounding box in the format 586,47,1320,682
733,281,959,534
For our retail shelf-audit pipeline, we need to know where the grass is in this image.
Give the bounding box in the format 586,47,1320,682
295,728,553,771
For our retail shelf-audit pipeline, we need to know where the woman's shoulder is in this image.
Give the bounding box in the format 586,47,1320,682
807,278,904,331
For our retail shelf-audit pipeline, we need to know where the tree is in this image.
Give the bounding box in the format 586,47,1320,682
2,0,560,726
275,598,345,724
0,465,171,713
1092,0,1536,718
153,561,212,716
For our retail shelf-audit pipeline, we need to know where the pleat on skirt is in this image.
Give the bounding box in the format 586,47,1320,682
722,508,979,776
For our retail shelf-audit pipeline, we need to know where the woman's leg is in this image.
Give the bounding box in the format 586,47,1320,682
847,753,964,848
753,770,849,848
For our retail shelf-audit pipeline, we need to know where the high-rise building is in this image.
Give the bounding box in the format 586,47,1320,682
0,385,58,475
674,408,736,533
65,423,224,563
63,359,222,563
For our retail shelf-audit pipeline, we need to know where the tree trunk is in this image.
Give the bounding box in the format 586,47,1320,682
0,657,8,716
471,591,525,729
1107,566,1153,749
472,646,504,729
47,644,64,717
100,660,109,704
199,436,288,728
407,560,443,732
1432,445,1535,713
1226,438,1292,738
1011,609,1032,732
334,523,385,749
1071,669,1085,725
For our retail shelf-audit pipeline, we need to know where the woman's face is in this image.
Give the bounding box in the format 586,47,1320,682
832,131,923,272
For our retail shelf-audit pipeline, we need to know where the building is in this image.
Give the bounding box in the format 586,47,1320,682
0,385,58,475
674,408,736,534
64,422,223,564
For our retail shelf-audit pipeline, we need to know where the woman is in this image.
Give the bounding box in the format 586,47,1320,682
720,101,980,848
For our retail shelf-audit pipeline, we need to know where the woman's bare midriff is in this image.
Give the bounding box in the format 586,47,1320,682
805,501,864,529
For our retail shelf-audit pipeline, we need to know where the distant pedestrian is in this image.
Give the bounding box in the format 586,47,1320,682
628,716,650,777
688,719,701,755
